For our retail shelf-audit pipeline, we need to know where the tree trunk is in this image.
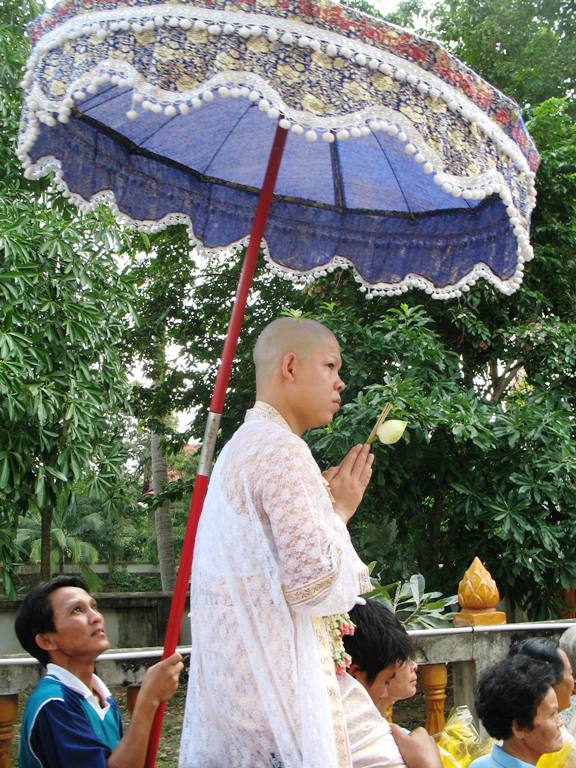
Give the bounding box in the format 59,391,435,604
491,361,524,403
40,506,53,581
151,431,176,592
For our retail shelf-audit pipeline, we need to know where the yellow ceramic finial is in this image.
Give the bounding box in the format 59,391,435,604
458,557,500,610
453,557,507,627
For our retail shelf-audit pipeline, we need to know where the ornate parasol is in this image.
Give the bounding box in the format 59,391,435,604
18,0,539,761
20,0,538,299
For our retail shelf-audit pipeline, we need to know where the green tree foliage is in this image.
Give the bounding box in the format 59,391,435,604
68,479,148,566
181,250,303,442
305,299,576,618
344,0,428,31
127,228,201,429
0,0,136,588
431,0,576,107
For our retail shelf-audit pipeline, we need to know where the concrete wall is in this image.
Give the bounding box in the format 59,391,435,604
0,592,190,655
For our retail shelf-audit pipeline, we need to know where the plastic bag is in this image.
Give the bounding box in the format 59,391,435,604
436,706,492,768
538,737,576,768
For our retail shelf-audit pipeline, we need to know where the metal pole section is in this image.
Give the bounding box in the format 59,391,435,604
145,122,288,768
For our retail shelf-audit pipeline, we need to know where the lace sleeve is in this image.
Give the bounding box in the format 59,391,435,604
257,434,359,611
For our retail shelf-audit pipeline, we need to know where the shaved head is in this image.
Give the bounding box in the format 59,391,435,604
253,317,337,387
253,317,344,434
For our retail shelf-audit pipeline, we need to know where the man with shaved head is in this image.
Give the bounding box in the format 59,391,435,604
179,317,376,767
180,317,441,768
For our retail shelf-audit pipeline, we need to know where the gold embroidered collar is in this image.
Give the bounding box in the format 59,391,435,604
245,400,292,432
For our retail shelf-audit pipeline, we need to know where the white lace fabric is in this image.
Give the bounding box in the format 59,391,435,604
179,403,370,767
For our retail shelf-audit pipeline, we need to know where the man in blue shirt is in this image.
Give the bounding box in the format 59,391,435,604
471,654,563,768
15,575,183,768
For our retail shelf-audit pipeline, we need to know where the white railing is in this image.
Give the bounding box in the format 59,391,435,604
0,621,574,767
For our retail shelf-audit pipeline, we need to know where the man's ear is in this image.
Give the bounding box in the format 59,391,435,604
511,720,527,740
35,632,57,653
280,352,297,381
349,664,370,688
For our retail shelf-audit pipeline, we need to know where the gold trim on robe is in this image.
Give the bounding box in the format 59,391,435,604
313,616,353,768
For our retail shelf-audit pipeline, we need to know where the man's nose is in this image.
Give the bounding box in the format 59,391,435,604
336,376,345,392
89,607,103,622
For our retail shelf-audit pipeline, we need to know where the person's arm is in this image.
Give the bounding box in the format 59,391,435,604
261,437,373,613
107,653,183,768
390,724,443,768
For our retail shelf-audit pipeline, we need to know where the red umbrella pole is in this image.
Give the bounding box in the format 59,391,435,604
144,122,288,768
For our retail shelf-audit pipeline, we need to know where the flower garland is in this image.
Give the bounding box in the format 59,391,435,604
324,612,355,676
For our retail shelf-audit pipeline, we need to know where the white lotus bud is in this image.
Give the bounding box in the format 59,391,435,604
376,420,408,445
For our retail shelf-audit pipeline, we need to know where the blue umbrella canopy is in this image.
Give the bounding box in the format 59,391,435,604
19,0,538,298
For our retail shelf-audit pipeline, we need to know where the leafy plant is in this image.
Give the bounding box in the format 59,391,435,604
367,572,459,630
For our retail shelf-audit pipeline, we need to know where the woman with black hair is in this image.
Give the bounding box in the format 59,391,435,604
470,655,563,768
509,638,576,753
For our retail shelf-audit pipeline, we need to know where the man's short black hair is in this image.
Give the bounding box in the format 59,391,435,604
15,575,89,667
344,598,412,683
475,654,556,740
508,637,565,685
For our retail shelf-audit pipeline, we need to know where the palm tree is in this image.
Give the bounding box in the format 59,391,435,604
17,493,103,590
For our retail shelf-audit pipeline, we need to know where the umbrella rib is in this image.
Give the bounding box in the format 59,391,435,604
371,131,413,215
76,113,496,219
136,116,181,147
80,86,182,149
80,84,125,111
202,103,253,175
329,141,347,212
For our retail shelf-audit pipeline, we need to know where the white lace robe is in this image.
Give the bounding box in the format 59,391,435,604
179,403,371,768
